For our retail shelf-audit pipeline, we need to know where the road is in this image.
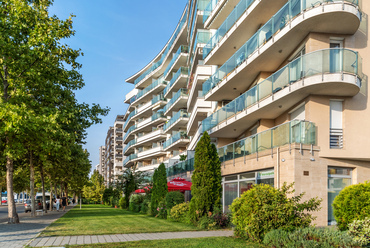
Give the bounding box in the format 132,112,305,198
0,204,26,223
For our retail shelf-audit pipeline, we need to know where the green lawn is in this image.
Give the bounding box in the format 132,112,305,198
42,204,199,236
65,237,263,248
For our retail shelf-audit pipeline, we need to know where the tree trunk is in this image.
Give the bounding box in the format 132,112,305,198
49,180,53,211
30,152,35,217
40,166,47,213
6,155,19,224
65,182,69,206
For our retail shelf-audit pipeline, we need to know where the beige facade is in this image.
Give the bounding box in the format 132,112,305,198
122,0,370,226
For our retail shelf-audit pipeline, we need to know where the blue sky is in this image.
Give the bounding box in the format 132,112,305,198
49,1,188,172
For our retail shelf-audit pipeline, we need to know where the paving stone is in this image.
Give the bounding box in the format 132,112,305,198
104,234,113,242
110,234,120,242
84,235,92,244
97,235,106,243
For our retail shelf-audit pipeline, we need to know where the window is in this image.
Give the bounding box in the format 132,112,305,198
328,167,351,225
330,100,343,148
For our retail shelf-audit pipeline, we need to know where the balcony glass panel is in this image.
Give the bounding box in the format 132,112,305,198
203,0,255,58
134,10,187,85
203,0,220,23
123,139,137,154
192,30,212,55
202,48,360,133
218,120,316,163
164,67,189,96
135,77,167,102
152,93,166,105
162,88,188,114
151,111,166,121
163,131,189,149
166,157,195,177
123,109,137,131
123,124,136,142
163,110,189,131
164,46,189,79
202,0,360,96
123,154,137,166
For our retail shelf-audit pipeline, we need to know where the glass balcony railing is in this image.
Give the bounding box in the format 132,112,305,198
202,0,360,96
123,124,137,142
203,0,256,59
135,77,167,102
167,157,195,177
202,48,361,133
123,154,137,166
162,88,188,114
152,111,166,121
163,131,189,149
123,139,137,154
163,67,189,96
163,45,189,79
152,93,166,105
203,0,220,23
218,120,316,163
163,110,189,131
134,10,188,86
192,30,212,55
198,0,210,11
123,109,137,131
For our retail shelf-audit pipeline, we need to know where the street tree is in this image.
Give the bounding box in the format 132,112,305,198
151,163,167,216
0,0,109,223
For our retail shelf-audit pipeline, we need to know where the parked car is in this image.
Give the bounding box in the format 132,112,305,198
35,194,56,209
24,199,42,213
1,199,6,204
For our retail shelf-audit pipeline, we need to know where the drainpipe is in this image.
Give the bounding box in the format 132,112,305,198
277,147,280,188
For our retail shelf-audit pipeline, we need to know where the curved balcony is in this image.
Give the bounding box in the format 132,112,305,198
137,145,166,160
130,77,167,107
123,154,137,168
131,8,188,88
123,139,137,156
202,0,361,101
163,45,189,80
136,128,167,147
163,110,190,133
163,67,189,98
203,0,240,29
123,110,137,132
201,48,361,138
163,131,190,151
217,120,316,163
163,88,189,116
203,0,287,63
123,124,136,144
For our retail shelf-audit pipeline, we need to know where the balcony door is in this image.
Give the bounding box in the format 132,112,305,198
330,40,343,73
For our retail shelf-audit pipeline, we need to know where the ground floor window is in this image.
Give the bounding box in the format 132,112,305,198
328,167,352,225
222,169,274,212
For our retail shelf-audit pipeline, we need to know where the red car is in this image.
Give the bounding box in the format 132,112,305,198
1,199,7,204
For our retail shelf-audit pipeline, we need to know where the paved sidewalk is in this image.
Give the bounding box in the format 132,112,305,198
28,230,234,247
0,205,74,248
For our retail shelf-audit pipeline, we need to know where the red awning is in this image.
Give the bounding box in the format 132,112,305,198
168,177,192,192
134,186,151,194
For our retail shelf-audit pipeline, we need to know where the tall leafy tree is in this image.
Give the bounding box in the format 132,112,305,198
189,132,222,222
0,0,108,223
151,163,167,216
83,170,105,203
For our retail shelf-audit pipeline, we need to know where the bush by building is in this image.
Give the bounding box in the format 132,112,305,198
119,197,126,209
348,217,370,246
169,202,190,223
165,191,184,215
333,181,370,231
230,183,321,242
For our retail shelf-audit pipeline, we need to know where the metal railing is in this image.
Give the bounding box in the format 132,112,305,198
163,110,190,131
163,131,189,149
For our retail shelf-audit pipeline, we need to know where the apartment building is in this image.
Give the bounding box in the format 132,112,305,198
103,115,126,186
123,0,370,226
98,146,106,180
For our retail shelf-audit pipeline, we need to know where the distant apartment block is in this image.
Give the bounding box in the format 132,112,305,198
121,0,369,226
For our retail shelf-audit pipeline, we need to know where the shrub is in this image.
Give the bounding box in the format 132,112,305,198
197,214,216,230
263,227,359,248
140,199,150,215
129,194,144,212
165,191,184,214
333,181,370,231
169,202,190,223
156,199,167,219
348,217,370,246
212,207,231,228
230,183,321,242
119,197,126,209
